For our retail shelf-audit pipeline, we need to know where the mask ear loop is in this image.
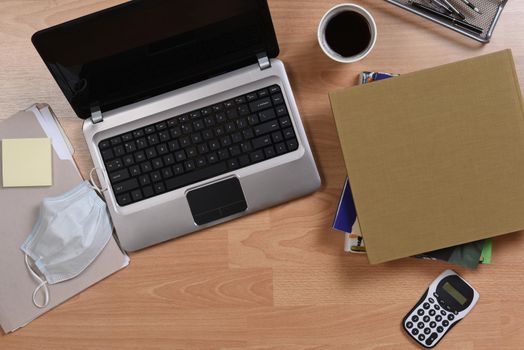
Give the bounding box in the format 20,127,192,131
24,254,50,309
89,167,108,195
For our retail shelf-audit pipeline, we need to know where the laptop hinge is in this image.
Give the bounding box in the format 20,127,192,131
90,106,103,124
257,52,271,71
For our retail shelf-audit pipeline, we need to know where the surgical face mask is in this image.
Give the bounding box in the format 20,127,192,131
20,181,113,308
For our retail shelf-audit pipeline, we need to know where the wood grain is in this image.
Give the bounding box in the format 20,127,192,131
1,0,524,349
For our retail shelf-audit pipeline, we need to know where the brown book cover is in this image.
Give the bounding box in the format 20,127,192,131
329,50,524,264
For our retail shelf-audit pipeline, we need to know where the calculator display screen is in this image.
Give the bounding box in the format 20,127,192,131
443,282,467,305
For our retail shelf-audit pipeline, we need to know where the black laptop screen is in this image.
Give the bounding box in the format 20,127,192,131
32,0,279,119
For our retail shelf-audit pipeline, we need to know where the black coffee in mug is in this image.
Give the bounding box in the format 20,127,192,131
324,11,372,58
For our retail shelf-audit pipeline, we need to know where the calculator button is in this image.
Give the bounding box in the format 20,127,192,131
417,309,424,316
436,315,443,322
426,333,439,346
417,322,425,329
429,309,436,316
423,316,430,322
443,320,450,327
423,302,430,309
437,326,444,333
429,298,435,303
448,314,455,321
424,327,431,335
411,315,419,322
430,321,437,328
434,304,441,310
440,310,447,316
418,334,425,341
433,292,439,298
412,328,419,336
406,322,413,329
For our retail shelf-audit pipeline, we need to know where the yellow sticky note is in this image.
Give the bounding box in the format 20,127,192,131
2,138,53,187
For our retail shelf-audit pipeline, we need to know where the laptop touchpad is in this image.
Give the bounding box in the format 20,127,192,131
187,177,247,225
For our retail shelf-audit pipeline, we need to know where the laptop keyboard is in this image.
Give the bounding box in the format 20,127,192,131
98,84,299,206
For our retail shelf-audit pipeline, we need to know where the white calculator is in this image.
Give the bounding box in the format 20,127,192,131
402,270,479,348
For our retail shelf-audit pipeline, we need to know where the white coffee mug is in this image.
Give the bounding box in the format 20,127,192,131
318,4,377,63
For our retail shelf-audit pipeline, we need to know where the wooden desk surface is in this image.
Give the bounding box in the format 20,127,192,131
1,1,523,349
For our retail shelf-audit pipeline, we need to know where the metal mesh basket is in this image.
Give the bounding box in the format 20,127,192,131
385,0,508,43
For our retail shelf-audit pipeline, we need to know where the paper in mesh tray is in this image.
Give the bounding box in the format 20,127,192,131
385,0,508,43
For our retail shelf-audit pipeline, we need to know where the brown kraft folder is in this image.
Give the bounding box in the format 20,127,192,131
329,50,524,264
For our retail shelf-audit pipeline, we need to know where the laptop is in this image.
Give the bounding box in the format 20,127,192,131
31,0,321,251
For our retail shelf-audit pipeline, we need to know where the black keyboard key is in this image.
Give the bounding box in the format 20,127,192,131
276,105,287,117
212,104,223,112
184,160,196,171
131,189,143,202
136,138,147,149
196,157,207,168
114,145,125,157
272,131,284,143
218,149,229,160
247,114,259,126
240,142,252,153
181,123,193,134
201,107,212,116
193,119,205,131
129,165,141,177
186,147,198,158
110,136,122,146
133,129,145,138
167,118,178,127
106,159,123,172
117,193,132,206
145,147,157,159
154,182,166,194
224,100,235,109
168,140,180,152
165,162,228,191
238,105,250,116
220,135,232,147
170,127,182,138
236,118,248,129
179,114,190,123
209,139,221,151
271,93,284,105
249,97,272,112
257,88,269,98
99,140,111,150
144,126,155,134
140,161,153,173
162,167,174,179
123,155,134,166
226,109,238,120
198,143,209,154
279,116,292,128
134,150,146,163
159,131,170,142
216,112,226,124
235,96,246,104
283,128,295,139
275,142,287,155
246,93,257,101
155,122,167,131
143,186,154,198
250,150,265,163
259,109,276,122
152,158,164,169
252,135,272,149
109,169,130,183
173,164,185,175
254,120,280,136
202,130,213,140
264,146,276,159
151,171,162,182
243,128,254,139
229,145,241,156
122,133,133,142
286,139,298,151
269,85,281,94
113,178,139,195
156,143,169,155
139,174,151,186
124,141,137,153
101,148,114,161
227,158,239,169
231,132,243,143
175,150,186,162
147,134,159,146
207,152,219,164
191,132,202,144
189,111,201,119
163,154,175,166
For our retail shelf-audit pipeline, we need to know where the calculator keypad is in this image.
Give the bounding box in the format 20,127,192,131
404,298,458,348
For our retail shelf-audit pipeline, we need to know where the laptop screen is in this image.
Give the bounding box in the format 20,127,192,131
32,0,279,119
